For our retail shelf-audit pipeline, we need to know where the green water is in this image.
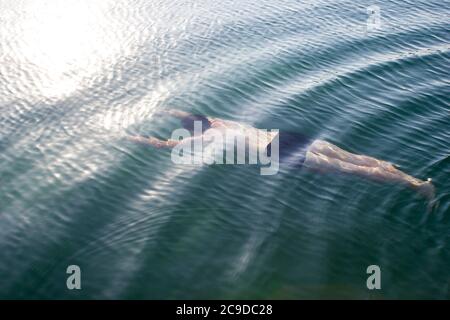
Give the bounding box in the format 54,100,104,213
0,0,449,299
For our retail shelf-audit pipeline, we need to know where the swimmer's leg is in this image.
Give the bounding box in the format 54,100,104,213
304,144,435,199
308,139,396,168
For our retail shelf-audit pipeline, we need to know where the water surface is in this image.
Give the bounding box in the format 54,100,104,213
0,0,449,299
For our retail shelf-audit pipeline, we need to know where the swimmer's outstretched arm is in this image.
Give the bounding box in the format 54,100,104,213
160,109,192,119
127,136,179,148
127,135,203,148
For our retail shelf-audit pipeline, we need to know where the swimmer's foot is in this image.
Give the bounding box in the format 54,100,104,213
415,178,435,200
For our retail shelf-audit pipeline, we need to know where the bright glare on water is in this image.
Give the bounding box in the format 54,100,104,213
0,0,449,299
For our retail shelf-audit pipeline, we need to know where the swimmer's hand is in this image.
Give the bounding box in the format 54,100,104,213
416,178,435,201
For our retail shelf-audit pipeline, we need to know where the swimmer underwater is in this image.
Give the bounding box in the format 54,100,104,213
128,109,436,200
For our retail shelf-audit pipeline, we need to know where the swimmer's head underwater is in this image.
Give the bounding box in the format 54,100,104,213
181,114,211,135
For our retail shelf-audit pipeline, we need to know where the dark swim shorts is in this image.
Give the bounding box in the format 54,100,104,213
266,131,312,168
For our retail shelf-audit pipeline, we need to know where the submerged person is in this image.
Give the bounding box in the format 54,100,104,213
128,109,435,199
